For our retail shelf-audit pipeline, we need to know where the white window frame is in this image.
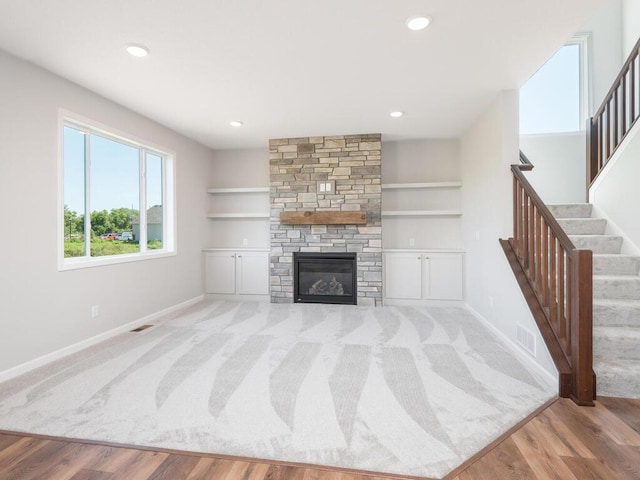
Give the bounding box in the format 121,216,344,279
58,110,176,271
571,32,592,131
519,32,592,135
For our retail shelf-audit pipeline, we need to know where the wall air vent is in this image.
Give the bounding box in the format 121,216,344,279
516,324,536,356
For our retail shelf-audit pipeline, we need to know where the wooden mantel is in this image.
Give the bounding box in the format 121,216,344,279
280,211,367,225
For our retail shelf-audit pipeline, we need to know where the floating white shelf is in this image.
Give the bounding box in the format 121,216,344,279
381,182,462,190
381,210,462,217
207,213,270,219
207,187,269,194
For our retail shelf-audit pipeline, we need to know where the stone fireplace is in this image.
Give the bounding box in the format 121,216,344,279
269,134,382,305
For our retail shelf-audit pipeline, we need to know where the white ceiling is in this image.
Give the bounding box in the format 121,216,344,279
0,0,606,150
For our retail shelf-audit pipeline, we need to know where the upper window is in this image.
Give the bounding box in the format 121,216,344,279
60,115,174,270
520,34,590,135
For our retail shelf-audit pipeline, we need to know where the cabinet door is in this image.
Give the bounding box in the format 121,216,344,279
237,251,269,295
205,252,237,294
384,252,422,299
424,254,463,300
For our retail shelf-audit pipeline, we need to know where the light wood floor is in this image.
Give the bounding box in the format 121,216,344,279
0,396,639,480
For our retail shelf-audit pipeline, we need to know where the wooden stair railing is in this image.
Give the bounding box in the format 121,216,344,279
500,151,595,406
587,36,640,186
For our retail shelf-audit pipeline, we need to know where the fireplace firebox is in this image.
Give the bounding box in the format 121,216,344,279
293,252,357,305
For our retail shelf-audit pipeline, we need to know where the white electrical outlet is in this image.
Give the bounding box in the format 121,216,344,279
409,238,415,246
91,305,99,318
242,238,248,246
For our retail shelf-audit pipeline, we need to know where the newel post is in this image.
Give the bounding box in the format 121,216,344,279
585,117,598,198
570,249,595,406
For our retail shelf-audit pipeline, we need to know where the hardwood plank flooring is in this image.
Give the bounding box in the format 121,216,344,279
448,397,640,480
0,396,638,480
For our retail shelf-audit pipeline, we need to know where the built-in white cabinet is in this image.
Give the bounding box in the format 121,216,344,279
204,249,270,297
425,254,463,300
205,251,236,294
383,250,463,303
383,252,423,299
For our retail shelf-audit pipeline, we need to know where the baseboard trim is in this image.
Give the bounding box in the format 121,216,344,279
383,298,465,307
464,304,559,388
0,295,204,383
205,293,270,302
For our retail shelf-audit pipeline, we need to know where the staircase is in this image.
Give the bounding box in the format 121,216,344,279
549,203,640,398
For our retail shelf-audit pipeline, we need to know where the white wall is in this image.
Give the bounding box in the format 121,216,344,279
382,140,460,183
0,50,213,373
590,121,640,252
590,0,640,253
520,133,586,204
382,140,462,249
583,0,624,108
461,90,557,378
623,0,640,56
518,0,623,207
208,148,270,248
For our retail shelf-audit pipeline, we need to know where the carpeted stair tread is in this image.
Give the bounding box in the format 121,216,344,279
550,202,640,398
593,254,640,275
569,235,623,254
594,299,640,327
547,203,592,219
593,326,640,361
557,218,607,235
594,359,640,398
593,275,640,300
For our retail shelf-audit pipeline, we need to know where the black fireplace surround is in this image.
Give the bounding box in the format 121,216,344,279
293,252,357,305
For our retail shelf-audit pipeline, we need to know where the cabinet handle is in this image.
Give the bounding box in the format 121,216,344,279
237,255,242,258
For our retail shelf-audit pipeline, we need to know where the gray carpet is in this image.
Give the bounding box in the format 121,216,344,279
0,301,555,478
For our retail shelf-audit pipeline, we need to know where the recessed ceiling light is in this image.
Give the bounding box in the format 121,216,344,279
230,120,243,127
126,44,149,57
406,16,431,31
390,111,404,118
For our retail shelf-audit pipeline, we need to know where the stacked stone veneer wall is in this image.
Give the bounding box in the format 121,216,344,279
269,134,382,305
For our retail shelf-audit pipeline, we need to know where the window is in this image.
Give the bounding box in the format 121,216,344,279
60,114,174,269
520,33,591,135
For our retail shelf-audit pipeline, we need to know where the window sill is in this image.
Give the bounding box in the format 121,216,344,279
59,250,176,271
519,130,585,138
